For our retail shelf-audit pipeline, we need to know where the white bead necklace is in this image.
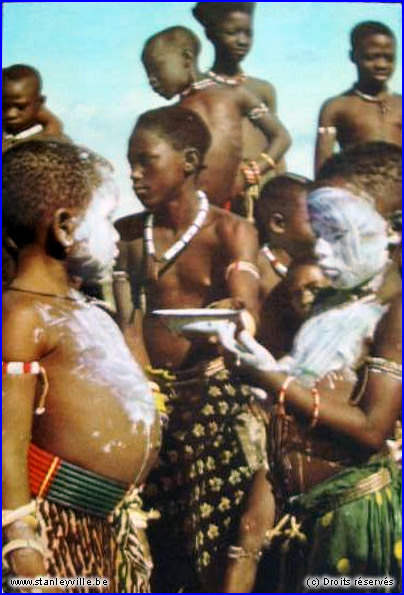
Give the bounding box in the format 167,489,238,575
261,244,288,278
144,191,210,270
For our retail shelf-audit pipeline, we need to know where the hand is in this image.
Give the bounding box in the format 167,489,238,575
231,331,278,372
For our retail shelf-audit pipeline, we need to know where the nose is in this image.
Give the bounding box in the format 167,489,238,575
236,32,250,48
314,238,331,260
4,106,19,119
130,164,143,181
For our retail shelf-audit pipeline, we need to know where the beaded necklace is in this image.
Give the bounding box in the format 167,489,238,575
353,86,390,116
143,191,210,280
180,78,217,98
207,70,246,86
261,244,288,278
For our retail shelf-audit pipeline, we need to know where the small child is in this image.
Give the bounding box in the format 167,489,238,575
2,64,68,152
142,26,290,214
2,140,160,592
254,174,314,301
192,2,288,216
315,21,401,175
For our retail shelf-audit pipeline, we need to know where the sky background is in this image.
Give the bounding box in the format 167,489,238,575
3,1,402,217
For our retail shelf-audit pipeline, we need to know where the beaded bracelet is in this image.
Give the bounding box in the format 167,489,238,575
278,376,295,418
309,387,321,429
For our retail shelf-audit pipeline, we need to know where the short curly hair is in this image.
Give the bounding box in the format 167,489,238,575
350,21,395,50
317,141,402,216
130,105,212,164
3,63,43,93
192,2,256,29
142,26,201,63
3,140,112,247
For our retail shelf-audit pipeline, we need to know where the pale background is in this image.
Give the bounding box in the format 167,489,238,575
3,1,402,217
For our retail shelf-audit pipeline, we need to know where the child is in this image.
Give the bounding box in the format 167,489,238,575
2,64,68,152
258,261,329,359
315,21,401,174
254,174,314,301
2,140,161,593
116,105,272,592
217,186,402,592
192,2,287,216
142,26,290,214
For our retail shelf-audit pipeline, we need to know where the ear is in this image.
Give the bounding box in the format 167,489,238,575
39,94,45,105
183,148,201,175
52,208,77,250
182,47,194,69
269,212,286,235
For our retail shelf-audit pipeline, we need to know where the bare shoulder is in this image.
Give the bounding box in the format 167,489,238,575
319,91,353,116
2,291,47,360
115,212,147,242
373,293,402,360
209,206,258,246
244,76,276,104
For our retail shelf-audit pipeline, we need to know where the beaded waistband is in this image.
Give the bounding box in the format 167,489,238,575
28,443,128,518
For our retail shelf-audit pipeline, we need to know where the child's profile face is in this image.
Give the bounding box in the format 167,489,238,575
128,127,187,211
3,77,42,134
70,175,120,282
353,33,396,85
209,12,252,63
287,265,328,318
144,47,191,99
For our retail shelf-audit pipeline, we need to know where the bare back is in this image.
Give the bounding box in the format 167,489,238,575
181,87,243,206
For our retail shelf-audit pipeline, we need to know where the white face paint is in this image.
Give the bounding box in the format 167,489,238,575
308,187,389,290
70,175,120,282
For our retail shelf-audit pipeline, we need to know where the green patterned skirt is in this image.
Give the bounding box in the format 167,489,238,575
268,457,401,593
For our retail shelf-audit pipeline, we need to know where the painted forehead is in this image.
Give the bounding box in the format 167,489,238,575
308,187,386,236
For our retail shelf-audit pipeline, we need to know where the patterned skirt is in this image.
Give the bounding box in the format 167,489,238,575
268,457,402,593
3,444,153,593
145,358,267,591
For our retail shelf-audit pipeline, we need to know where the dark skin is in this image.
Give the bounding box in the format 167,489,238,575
315,33,402,174
258,263,329,359
118,126,260,369
205,10,286,172
143,41,290,207
256,186,316,302
2,77,66,152
117,126,269,592
3,207,160,585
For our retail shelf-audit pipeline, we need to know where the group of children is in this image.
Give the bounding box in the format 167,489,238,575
2,2,402,594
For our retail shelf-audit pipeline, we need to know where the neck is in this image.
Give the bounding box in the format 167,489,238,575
212,55,243,76
12,244,71,296
153,188,202,232
356,78,389,97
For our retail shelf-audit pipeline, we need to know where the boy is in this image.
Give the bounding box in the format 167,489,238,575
142,26,290,213
315,21,401,174
2,64,68,153
2,141,160,593
116,105,272,592
254,174,314,301
192,2,287,216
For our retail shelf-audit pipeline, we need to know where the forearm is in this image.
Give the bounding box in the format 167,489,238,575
3,458,47,578
258,371,392,452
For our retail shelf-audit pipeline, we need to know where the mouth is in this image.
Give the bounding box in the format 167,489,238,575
320,266,340,279
133,186,149,197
